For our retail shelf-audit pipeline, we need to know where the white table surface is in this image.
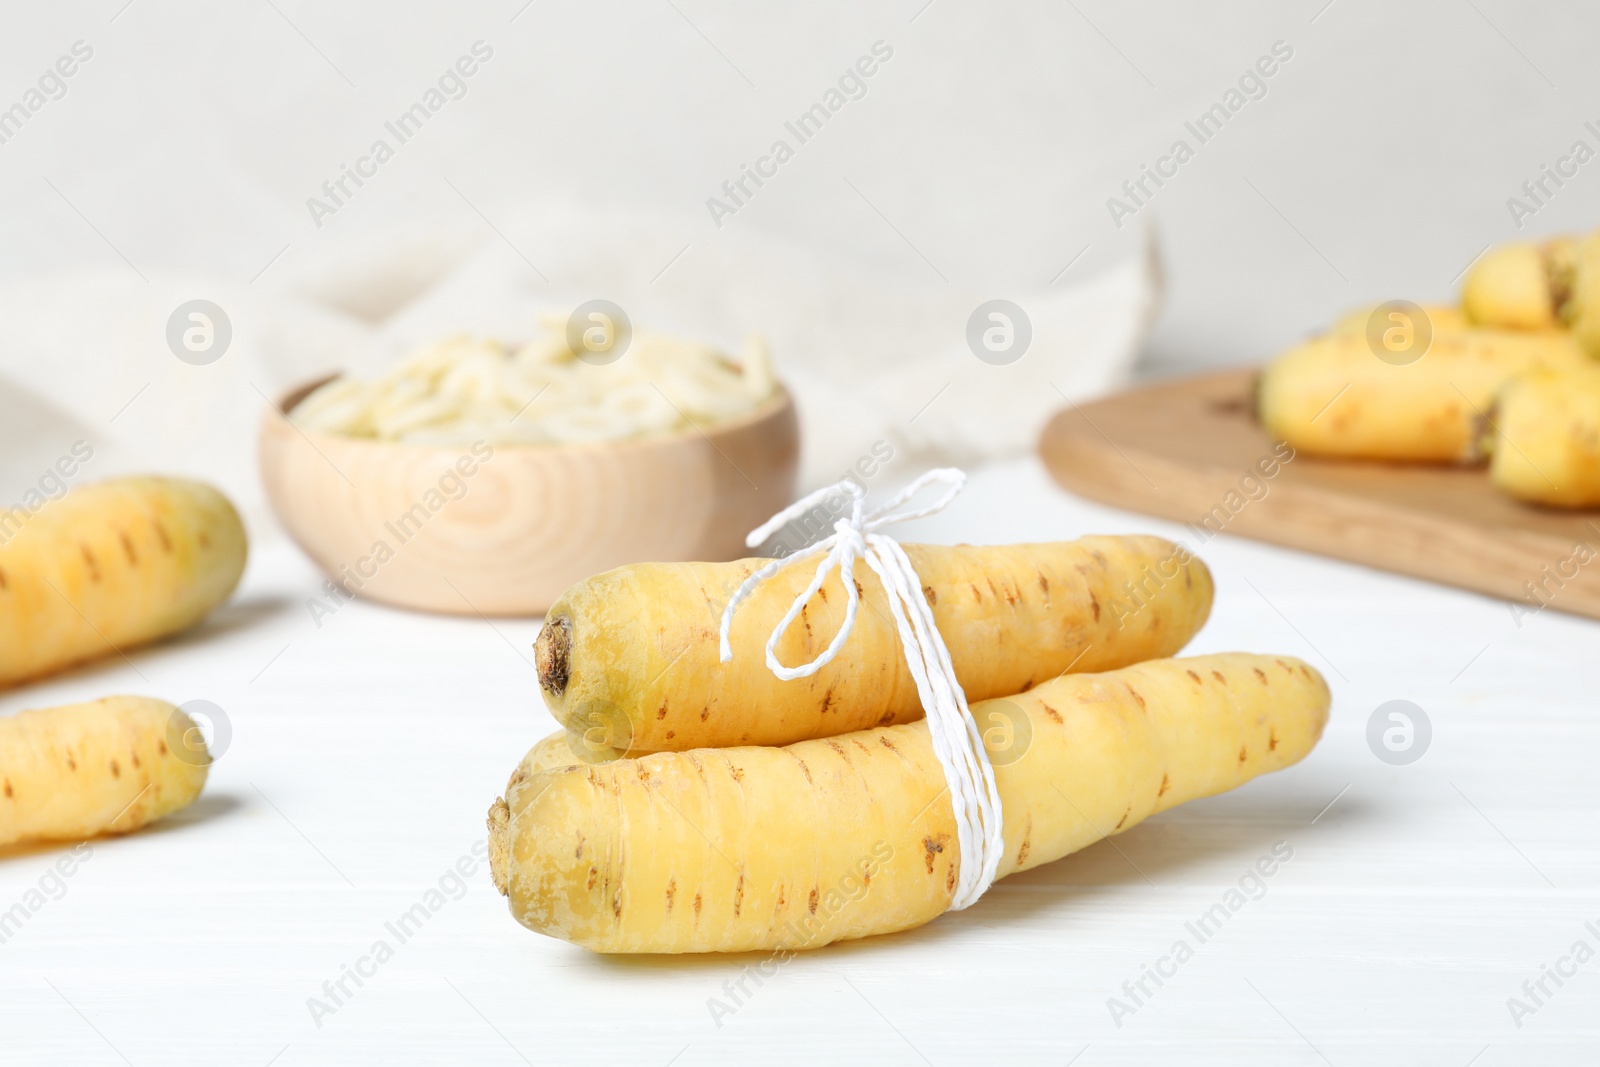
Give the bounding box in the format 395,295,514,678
2,456,1597,1066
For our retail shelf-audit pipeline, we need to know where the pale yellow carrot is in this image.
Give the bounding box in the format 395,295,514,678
490,653,1329,953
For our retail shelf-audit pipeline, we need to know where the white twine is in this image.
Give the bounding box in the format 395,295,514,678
717,468,1005,911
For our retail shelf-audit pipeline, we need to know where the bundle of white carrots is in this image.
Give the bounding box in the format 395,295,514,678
490,535,1330,954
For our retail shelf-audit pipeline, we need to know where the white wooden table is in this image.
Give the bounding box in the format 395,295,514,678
2,457,1596,1066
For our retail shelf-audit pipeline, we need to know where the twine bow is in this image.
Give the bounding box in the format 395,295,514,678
717,468,1004,910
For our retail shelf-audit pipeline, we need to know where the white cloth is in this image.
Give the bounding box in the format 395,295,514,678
0,203,1159,541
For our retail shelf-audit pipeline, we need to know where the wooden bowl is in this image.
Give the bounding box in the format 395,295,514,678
259,376,800,616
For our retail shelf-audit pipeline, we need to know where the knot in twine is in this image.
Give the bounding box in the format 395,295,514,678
717,468,1004,910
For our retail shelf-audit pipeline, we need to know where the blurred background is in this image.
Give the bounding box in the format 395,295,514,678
4,0,1600,523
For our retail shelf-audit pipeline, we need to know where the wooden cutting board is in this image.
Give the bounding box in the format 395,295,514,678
1039,368,1600,621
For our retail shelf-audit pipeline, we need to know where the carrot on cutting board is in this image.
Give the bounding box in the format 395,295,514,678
1459,231,1600,357
1461,239,1576,331
1486,364,1600,507
533,536,1213,755
1,696,210,847
0,477,248,689
490,652,1330,954
1569,231,1600,357
1256,326,1591,462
